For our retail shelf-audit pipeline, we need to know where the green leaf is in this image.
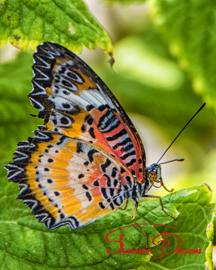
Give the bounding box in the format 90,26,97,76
1,157,214,269
0,0,113,55
0,51,42,160
150,0,216,111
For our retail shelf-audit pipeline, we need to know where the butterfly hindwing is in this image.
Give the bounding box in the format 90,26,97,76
6,130,135,229
30,42,144,181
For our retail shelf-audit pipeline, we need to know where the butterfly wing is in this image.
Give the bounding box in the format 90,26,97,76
30,42,145,181
6,42,146,230
6,130,135,229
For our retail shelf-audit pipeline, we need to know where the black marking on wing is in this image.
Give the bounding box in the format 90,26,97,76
87,149,98,162
113,138,131,150
106,129,127,141
101,159,111,173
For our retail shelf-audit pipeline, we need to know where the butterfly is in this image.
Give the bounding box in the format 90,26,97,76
5,42,176,230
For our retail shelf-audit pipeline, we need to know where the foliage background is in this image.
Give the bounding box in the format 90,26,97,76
0,0,215,269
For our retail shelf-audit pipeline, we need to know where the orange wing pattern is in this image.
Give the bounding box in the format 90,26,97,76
5,43,148,230
7,130,140,229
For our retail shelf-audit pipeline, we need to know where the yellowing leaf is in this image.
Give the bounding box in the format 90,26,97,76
0,0,113,55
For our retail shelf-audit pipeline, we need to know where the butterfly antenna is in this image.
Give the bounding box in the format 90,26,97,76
157,103,206,164
159,158,184,165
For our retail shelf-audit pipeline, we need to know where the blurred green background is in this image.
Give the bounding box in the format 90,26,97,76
0,0,215,234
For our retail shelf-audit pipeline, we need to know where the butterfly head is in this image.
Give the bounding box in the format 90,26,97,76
143,163,174,193
145,163,161,185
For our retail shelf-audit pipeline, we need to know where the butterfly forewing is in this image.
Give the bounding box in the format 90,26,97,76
30,42,145,180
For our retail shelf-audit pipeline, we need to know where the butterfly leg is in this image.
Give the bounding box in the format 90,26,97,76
143,194,177,221
159,177,174,193
131,199,139,220
118,199,149,247
131,199,149,248
132,220,149,249
118,198,128,210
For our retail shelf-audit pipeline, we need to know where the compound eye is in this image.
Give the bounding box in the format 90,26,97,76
149,171,157,182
